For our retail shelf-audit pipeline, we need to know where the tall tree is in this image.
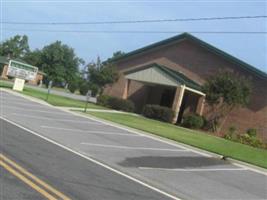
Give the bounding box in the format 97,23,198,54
105,51,125,63
39,41,84,85
24,49,42,67
202,71,251,132
87,56,119,94
0,35,30,58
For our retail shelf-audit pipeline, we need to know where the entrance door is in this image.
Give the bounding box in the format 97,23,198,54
160,88,175,107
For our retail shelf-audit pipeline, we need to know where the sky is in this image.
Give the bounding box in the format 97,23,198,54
1,0,266,72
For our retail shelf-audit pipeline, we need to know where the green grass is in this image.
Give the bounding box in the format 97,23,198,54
0,80,104,109
0,80,13,88
87,111,267,168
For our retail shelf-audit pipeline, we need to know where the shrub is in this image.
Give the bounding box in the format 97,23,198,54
107,97,135,112
223,126,237,140
182,114,204,129
237,134,263,148
246,128,257,137
142,104,174,123
68,82,78,93
79,82,90,95
97,95,134,112
97,95,112,106
224,127,265,149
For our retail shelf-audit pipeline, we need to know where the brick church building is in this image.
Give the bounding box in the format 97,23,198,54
103,33,267,140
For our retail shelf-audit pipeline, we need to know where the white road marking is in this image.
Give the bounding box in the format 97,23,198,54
139,167,248,172
40,125,143,137
11,113,102,125
2,102,45,107
75,111,213,157
81,142,189,152
0,98,29,103
0,116,181,200
4,106,70,116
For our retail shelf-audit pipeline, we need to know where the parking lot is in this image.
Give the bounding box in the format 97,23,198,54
1,90,266,200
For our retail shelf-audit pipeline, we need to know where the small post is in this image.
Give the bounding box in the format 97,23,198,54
84,90,92,112
46,80,53,101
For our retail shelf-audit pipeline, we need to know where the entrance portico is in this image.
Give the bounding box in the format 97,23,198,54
122,63,205,123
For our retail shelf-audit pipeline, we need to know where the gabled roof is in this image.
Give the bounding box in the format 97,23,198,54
125,63,201,90
111,33,267,79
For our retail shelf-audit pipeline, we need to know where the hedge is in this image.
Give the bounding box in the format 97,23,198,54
182,114,204,129
142,104,174,123
97,95,112,107
97,95,135,112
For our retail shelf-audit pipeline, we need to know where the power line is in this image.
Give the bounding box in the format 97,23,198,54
4,29,267,34
2,15,267,25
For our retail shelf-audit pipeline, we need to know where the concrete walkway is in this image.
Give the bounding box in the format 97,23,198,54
0,79,97,103
26,84,97,103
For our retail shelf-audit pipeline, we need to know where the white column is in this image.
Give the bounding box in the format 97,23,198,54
171,85,185,123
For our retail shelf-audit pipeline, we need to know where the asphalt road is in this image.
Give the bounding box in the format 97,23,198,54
0,166,45,200
1,89,267,200
0,119,170,200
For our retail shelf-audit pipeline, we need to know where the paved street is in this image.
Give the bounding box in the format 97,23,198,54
1,90,267,200
0,112,170,199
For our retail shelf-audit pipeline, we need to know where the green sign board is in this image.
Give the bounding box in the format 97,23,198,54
7,60,38,81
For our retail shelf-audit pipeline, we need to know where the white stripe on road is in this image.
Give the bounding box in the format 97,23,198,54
11,113,102,125
2,102,46,108
139,167,248,172
81,143,189,152
1,116,181,200
40,125,143,137
0,98,30,103
4,106,70,116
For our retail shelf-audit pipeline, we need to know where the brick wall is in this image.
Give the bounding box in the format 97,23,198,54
103,39,267,140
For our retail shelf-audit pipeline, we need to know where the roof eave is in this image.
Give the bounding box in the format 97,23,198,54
109,32,267,80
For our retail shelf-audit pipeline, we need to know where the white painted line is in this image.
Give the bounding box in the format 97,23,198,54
2,102,45,107
4,106,70,116
11,113,103,125
40,125,143,137
0,98,29,103
81,143,189,152
0,116,181,200
139,167,248,172
74,111,212,157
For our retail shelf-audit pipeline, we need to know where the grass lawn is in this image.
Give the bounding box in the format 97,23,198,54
0,80,104,109
87,111,267,169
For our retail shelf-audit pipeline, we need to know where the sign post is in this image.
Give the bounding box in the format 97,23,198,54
84,90,92,112
46,80,53,101
7,60,38,91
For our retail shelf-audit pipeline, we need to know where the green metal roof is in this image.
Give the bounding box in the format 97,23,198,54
111,32,267,79
125,63,201,90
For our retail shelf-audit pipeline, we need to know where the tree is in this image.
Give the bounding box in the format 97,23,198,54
105,51,125,63
87,56,119,94
0,35,30,58
39,41,84,86
24,49,42,67
202,71,251,132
